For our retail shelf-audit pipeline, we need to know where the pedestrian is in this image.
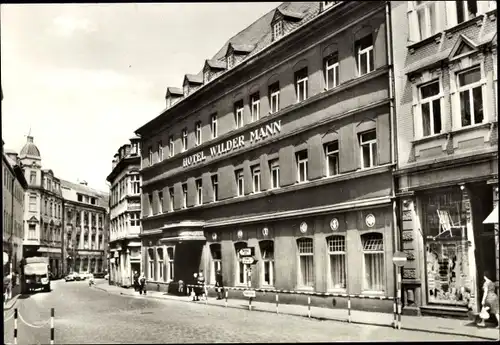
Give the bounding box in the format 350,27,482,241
215,270,224,300
139,273,147,295
191,272,198,301
133,271,140,292
477,271,499,328
197,270,206,300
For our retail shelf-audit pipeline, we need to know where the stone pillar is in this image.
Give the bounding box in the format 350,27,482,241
79,257,83,272
79,210,84,249
95,215,100,249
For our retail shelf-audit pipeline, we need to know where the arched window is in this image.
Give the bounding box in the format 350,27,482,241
147,248,155,280
259,240,274,286
361,232,384,292
234,242,248,285
297,238,314,287
210,244,222,285
326,235,346,289
166,247,174,282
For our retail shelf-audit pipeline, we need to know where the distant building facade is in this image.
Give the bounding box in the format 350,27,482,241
135,1,398,311
391,1,497,317
61,180,109,275
106,137,142,287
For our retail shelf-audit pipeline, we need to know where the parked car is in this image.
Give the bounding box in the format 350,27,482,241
79,272,94,280
104,274,109,280
64,273,77,282
93,272,106,279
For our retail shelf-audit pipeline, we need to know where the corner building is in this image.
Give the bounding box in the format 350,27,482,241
391,1,497,317
136,1,397,310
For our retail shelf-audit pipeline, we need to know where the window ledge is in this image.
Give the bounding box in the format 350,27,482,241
451,121,495,135
296,286,314,291
411,132,449,145
407,32,443,51
361,290,385,296
444,14,485,37
327,288,347,294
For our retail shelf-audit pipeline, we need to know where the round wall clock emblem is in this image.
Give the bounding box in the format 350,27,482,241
330,218,339,231
212,233,218,241
365,214,376,228
262,227,269,236
237,230,243,239
299,222,308,233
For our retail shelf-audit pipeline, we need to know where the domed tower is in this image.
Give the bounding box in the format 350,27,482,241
19,135,42,186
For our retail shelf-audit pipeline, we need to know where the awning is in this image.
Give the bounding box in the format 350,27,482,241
160,236,206,243
483,205,499,224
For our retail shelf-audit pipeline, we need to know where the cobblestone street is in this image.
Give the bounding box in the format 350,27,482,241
3,280,495,343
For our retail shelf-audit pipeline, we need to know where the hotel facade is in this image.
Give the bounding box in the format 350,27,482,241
135,1,399,310
391,1,497,317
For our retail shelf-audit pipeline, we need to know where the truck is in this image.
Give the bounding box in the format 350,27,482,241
21,257,51,293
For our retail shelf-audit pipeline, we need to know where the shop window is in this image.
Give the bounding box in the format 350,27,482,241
167,247,174,282
250,92,260,122
157,248,164,282
458,67,484,127
297,238,314,288
236,169,244,196
148,248,155,280
361,233,384,292
234,242,248,285
356,34,374,76
325,52,339,90
260,240,275,286
360,130,377,169
325,141,339,176
210,244,222,285
295,68,309,103
327,235,346,289
269,82,280,114
296,150,308,183
418,80,442,137
270,160,280,189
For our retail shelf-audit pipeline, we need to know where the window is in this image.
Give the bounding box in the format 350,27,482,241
211,175,218,201
49,201,53,217
273,21,283,40
270,160,280,189
131,175,140,195
227,54,234,69
28,224,36,240
296,151,308,183
169,187,174,211
236,169,244,196
130,212,140,226
260,241,275,286
456,0,477,24
234,101,244,129
360,130,378,169
148,146,153,165
167,247,174,282
148,248,155,280
419,81,442,136
327,236,346,289
169,136,175,157
252,165,261,193
297,238,314,287
182,184,187,208
182,129,188,152
29,195,37,212
362,233,384,292
195,122,202,146
235,242,248,285
458,67,484,127
250,92,260,122
77,194,83,202
158,191,163,213
196,179,203,205
323,1,336,9
356,35,374,76
324,141,339,176
30,171,36,184
325,53,339,90
415,1,438,41
269,82,280,114
157,248,164,282
210,114,218,139
148,194,153,216
158,141,163,162
210,244,222,285
295,68,308,102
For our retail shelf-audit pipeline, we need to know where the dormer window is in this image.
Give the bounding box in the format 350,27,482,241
204,70,210,84
273,21,283,41
323,1,335,9
183,84,189,97
227,55,234,69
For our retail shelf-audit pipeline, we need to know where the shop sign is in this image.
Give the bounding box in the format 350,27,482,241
262,227,269,236
182,120,282,168
237,230,243,239
330,218,339,231
178,231,204,237
299,222,308,233
239,248,253,257
243,290,256,298
240,257,256,265
365,214,376,228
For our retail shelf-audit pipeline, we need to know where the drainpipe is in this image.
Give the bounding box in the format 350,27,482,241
62,199,65,276
10,174,15,299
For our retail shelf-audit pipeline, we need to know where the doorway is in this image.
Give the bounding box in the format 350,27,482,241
173,241,204,284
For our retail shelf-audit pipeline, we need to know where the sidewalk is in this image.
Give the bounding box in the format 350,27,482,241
3,293,20,312
94,281,499,341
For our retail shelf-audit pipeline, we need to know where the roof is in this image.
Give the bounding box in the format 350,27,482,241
184,73,203,85
229,44,256,54
4,148,17,155
205,59,227,70
276,8,306,20
20,136,41,159
60,179,109,208
166,87,183,97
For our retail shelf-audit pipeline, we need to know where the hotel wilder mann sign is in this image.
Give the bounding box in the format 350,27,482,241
182,120,282,168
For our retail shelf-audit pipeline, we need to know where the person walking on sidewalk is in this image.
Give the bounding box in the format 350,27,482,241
197,270,206,301
139,273,147,295
191,272,199,301
133,271,140,292
477,271,499,328
215,270,224,300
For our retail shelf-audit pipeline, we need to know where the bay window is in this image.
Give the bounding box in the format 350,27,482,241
131,174,140,195
360,130,377,169
419,81,442,137
296,150,308,183
356,35,374,76
458,67,484,127
325,141,339,176
297,238,314,288
362,233,385,292
327,235,346,289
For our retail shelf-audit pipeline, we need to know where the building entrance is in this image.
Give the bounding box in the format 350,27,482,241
173,241,204,284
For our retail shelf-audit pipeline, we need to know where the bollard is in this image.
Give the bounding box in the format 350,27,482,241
347,295,351,323
14,308,18,345
393,297,397,329
397,299,402,330
248,297,252,311
188,287,191,300
50,308,55,345
225,289,228,308
276,293,279,314
307,296,311,318
397,272,402,330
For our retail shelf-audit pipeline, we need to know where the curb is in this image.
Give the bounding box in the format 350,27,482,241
94,284,498,341
3,294,20,312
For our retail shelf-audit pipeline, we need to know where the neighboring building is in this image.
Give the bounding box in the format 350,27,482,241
135,2,398,311
19,135,65,278
61,179,109,275
391,1,497,317
106,136,142,287
2,144,28,276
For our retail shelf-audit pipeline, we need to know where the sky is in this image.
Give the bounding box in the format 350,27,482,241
1,2,281,192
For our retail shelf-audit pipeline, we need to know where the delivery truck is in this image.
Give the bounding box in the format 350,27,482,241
21,257,51,293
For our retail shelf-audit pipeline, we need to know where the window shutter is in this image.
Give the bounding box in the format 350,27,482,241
173,182,183,210
259,154,271,191
278,145,296,187
339,122,357,173
450,73,461,131
243,160,252,195
187,177,196,207
162,187,169,212
307,134,323,180
202,173,213,204
217,166,235,200
376,113,391,165
445,1,458,29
